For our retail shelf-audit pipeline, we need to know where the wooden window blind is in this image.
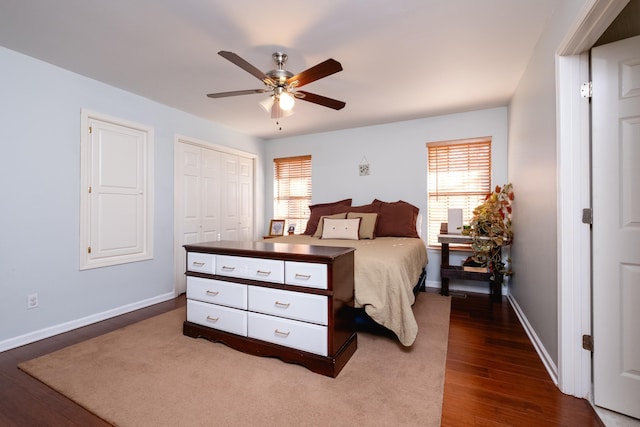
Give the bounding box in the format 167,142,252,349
273,155,312,233
427,138,491,246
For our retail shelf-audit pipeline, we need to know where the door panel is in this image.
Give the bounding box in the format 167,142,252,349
591,35,640,419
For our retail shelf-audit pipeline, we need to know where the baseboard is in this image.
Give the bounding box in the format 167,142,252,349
508,293,559,385
0,292,176,352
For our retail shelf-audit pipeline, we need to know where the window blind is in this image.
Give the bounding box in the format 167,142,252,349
427,138,491,246
273,155,312,233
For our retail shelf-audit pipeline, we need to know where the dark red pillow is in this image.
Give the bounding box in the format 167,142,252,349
347,203,379,214
373,199,419,238
303,199,352,235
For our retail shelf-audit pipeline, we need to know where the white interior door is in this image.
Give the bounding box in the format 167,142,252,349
201,148,221,242
592,35,640,419
220,152,254,241
175,142,203,295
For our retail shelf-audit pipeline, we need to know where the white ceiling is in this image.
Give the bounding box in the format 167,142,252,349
0,0,558,140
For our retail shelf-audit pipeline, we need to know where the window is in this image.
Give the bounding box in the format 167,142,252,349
273,155,312,233
426,137,491,246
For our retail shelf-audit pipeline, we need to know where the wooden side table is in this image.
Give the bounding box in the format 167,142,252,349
438,234,503,302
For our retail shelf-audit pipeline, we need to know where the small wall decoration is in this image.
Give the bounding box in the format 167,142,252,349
359,157,370,176
269,219,286,236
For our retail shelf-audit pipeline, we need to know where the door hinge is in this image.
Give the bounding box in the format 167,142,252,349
582,334,593,352
582,208,592,225
581,82,592,98
87,246,92,254
88,126,93,134
88,186,92,194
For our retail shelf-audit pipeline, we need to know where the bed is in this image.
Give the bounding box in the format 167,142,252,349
267,198,428,346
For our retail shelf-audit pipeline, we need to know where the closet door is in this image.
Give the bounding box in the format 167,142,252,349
220,152,254,241
175,141,254,295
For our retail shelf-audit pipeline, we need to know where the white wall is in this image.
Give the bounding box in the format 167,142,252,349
0,47,265,349
508,0,592,367
263,107,508,289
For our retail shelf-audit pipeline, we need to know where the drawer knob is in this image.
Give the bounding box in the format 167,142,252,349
206,316,219,322
192,261,205,267
274,301,290,308
206,290,219,296
294,273,311,280
256,270,272,276
274,329,290,337
221,266,236,272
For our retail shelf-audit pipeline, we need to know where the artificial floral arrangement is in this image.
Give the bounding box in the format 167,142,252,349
461,183,514,277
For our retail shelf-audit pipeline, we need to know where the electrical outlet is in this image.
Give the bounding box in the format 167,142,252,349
27,293,39,309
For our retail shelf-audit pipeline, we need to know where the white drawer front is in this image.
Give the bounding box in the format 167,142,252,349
187,252,215,274
248,312,327,356
187,299,247,336
216,255,284,283
186,276,247,310
248,286,328,326
285,261,328,289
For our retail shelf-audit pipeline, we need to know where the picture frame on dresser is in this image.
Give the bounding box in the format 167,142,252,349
269,219,285,236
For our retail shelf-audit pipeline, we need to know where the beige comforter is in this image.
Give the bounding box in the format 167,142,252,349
267,235,428,346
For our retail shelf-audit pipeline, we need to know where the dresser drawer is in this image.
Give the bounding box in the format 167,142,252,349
186,276,247,310
248,286,328,325
187,252,215,274
285,261,328,289
216,255,284,283
187,299,247,336
248,312,327,356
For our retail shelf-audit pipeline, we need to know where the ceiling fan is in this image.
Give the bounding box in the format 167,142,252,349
207,51,346,119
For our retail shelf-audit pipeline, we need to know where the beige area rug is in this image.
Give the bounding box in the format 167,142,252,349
19,292,451,427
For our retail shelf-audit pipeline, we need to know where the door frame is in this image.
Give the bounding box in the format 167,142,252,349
173,134,258,296
556,0,629,398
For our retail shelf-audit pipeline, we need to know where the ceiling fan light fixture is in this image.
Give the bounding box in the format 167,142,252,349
259,95,274,113
278,91,295,111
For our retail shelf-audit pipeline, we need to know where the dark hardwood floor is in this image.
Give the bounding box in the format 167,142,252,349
0,291,603,426
441,291,603,426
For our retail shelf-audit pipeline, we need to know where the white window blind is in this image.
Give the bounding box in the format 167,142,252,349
427,138,491,246
273,155,312,233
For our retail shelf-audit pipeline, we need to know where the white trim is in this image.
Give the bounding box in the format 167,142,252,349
509,294,559,384
557,0,630,55
556,52,593,398
0,292,175,352
174,134,258,160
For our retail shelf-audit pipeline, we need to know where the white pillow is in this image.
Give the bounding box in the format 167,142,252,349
321,218,361,240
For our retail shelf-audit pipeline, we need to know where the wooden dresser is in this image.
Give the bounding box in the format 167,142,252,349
182,241,357,377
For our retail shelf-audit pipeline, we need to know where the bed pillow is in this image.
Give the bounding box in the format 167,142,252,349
373,199,420,238
347,203,379,213
313,212,347,237
303,199,352,235
347,212,378,239
321,218,361,240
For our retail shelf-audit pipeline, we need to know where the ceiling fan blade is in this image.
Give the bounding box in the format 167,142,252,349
218,51,275,86
287,59,343,88
296,91,345,110
207,89,269,98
